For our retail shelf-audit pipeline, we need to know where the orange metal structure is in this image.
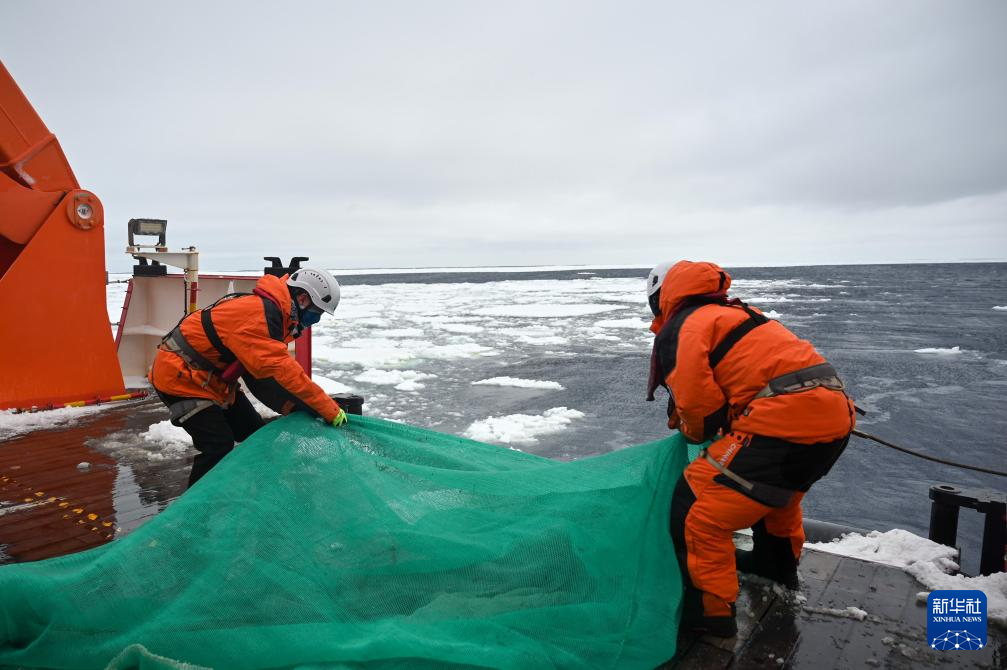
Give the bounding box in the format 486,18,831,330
0,61,125,410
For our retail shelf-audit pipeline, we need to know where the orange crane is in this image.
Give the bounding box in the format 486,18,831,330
0,60,126,410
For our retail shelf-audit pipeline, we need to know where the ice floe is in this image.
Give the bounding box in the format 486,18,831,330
354,369,437,392
381,328,426,338
438,323,485,334
473,304,624,318
311,375,353,395
914,346,963,355
472,377,564,390
463,407,586,446
595,317,651,329
992,306,1007,311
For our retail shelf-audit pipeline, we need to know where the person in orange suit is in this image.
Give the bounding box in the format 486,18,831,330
645,260,856,637
150,268,348,487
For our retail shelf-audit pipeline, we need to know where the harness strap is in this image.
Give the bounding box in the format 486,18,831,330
161,329,220,374
702,448,753,492
167,398,216,424
753,363,845,400
700,447,796,508
160,289,292,385
201,309,237,364
708,305,768,368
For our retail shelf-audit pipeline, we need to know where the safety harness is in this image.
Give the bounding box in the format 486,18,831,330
157,288,294,421
649,297,851,507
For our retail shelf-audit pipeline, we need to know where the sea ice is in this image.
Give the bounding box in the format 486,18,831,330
595,317,651,329
438,323,485,334
354,369,436,392
311,375,353,395
381,328,426,338
473,304,624,318
515,335,569,346
914,346,962,355
992,306,1007,311
462,407,586,446
472,377,565,390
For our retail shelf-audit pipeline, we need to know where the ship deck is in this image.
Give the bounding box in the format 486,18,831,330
1,399,1002,669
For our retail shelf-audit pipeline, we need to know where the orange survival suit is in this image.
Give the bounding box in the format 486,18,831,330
648,261,855,632
150,274,341,485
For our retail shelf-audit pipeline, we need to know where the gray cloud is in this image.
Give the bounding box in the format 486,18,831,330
3,1,1005,272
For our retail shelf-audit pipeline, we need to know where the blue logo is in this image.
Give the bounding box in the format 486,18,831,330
927,590,987,650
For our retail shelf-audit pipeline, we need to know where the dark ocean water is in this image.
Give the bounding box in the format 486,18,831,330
327,263,1007,575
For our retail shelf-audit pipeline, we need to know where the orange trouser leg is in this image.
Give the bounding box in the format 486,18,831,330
762,491,805,561
675,433,772,617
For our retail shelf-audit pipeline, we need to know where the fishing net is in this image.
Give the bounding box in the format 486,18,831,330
0,414,697,669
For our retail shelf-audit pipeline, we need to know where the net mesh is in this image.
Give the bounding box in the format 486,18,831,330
0,414,696,669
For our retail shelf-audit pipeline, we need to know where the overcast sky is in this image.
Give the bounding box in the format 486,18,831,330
3,1,1006,272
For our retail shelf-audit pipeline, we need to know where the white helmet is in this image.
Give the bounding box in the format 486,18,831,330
287,268,341,315
646,261,674,317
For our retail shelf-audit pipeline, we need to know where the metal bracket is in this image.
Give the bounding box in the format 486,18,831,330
928,483,1006,576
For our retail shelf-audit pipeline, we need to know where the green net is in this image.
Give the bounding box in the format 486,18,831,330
0,414,697,669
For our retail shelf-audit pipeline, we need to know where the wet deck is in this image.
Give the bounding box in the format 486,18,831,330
667,550,1004,668
0,397,187,562
1,401,1003,668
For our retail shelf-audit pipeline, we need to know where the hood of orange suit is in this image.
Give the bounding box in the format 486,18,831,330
649,260,732,333
256,273,295,316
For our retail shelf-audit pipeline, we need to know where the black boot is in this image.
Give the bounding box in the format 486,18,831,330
736,521,800,589
681,601,738,638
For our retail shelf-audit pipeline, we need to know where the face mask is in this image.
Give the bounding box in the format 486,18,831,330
299,305,323,329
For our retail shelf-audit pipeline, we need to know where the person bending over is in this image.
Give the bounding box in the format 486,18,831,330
150,268,348,486
645,260,855,637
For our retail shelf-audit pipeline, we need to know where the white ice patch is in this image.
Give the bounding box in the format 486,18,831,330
992,306,1007,311
914,346,963,355
312,375,353,395
910,564,1007,627
0,500,48,517
516,335,569,346
140,420,193,454
589,333,622,341
803,606,869,621
438,323,485,334
473,304,624,318
313,339,416,368
807,528,960,571
463,407,585,446
762,310,783,319
746,294,793,304
472,377,564,390
595,317,651,329
354,369,436,392
807,528,1007,625
381,328,426,338
415,342,497,359
0,406,104,440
